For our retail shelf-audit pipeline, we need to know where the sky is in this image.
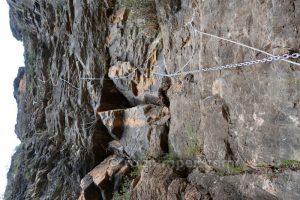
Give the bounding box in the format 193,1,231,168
0,1,24,199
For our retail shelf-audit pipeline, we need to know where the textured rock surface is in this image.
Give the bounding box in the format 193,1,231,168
99,105,170,160
162,0,300,166
131,161,206,200
79,155,131,200
5,0,300,199
188,169,300,200
6,0,113,199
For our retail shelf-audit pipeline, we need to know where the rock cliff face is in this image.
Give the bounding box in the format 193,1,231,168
5,0,300,199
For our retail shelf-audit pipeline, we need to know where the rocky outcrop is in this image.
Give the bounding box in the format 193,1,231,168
78,155,131,200
99,105,170,160
130,161,204,200
158,0,300,166
5,0,300,200
187,169,300,200
6,0,114,199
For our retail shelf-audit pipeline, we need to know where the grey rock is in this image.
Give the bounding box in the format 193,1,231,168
99,105,170,160
159,0,300,165
188,169,300,200
5,0,300,199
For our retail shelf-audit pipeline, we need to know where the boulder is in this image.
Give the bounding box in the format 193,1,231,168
99,105,170,160
79,155,130,200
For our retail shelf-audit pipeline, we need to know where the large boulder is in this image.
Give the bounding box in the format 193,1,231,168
99,105,170,160
79,155,130,200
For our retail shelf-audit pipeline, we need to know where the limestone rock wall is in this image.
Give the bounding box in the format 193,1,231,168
5,0,300,200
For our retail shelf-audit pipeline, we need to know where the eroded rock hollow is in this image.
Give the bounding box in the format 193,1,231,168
5,0,300,199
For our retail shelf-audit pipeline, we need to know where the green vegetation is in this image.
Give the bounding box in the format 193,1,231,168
158,143,178,164
112,177,131,200
23,36,37,67
216,160,300,177
24,168,32,181
184,125,203,157
280,160,300,168
113,165,143,200
23,36,37,95
144,150,153,160
12,153,22,175
185,126,195,138
161,151,178,164
224,164,249,175
184,143,202,157
130,165,143,177
282,175,290,183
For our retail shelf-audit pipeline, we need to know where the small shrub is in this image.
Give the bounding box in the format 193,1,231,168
113,165,144,200
112,177,131,200
130,165,143,177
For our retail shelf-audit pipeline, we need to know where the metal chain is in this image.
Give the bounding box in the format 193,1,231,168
81,53,300,80
202,53,300,72
154,53,300,77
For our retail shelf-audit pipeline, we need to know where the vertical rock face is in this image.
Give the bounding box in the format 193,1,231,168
161,0,300,166
5,0,300,200
6,0,114,199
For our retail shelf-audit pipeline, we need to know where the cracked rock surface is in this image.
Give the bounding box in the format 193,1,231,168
5,0,300,200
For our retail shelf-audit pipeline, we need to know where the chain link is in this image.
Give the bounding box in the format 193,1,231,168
83,53,300,79
200,53,300,72
152,53,300,77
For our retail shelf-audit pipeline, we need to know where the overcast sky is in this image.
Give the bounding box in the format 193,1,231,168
0,1,24,198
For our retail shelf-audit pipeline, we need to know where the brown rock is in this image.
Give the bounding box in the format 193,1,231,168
131,161,179,200
79,155,130,200
88,155,124,187
167,178,202,200
108,61,162,105
131,161,207,200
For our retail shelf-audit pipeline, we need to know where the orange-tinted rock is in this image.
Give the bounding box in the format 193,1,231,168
98,105,170,160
